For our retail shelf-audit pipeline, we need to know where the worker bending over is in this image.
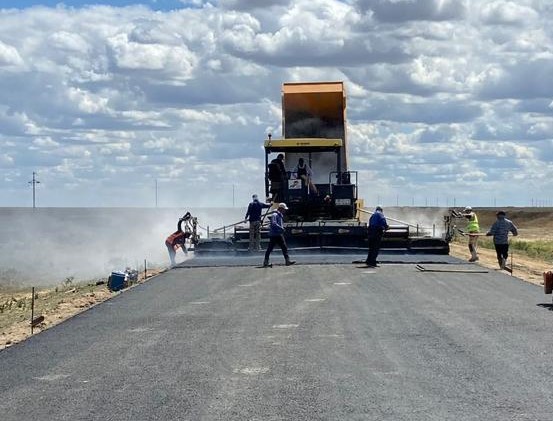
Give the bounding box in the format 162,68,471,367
165,212,192,267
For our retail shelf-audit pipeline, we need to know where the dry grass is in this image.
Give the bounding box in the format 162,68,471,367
1,268,165,351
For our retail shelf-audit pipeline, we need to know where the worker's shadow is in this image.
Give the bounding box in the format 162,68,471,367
536,303,553,311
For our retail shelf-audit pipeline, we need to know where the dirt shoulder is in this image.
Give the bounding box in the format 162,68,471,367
449,207,553,287
1,268,165,351
449,242,552,287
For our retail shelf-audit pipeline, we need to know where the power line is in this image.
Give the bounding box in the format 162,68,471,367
28,171,40,209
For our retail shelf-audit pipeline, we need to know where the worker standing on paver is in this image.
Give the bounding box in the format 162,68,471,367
245,194,271,252
463,206,480,262
486,210,518,269
263,203,295,267
365,205,389,268
268,153,287,202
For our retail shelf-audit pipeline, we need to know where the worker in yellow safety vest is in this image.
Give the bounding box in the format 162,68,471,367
463,206,480,262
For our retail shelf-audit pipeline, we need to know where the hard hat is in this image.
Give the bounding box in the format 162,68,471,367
278,203,289,210
464,206,472,212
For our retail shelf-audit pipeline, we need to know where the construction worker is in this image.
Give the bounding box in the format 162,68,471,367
486,210,518,269
268,153,287,202
365,205,389,267
165,212,192,267
245,194,271,252
263,203,295,267
463,206,480,262
293,157,318,195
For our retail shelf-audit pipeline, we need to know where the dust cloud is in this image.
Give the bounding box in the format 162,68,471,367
0,207,245,287
0,206,449,286
376,206,450,237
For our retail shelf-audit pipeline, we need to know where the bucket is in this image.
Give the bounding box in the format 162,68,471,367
108,271,127,292
544,271,553,295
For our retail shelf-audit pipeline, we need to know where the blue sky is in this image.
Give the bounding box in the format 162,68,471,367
0,0,552,208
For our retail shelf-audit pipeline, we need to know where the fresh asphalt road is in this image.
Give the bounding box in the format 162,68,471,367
2,256,553,420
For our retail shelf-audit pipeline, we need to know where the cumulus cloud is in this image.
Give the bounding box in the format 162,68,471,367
356,0,468,22
0,0,551,208
219,0,292,10
0,40,23,67
480,1,539,26
476,59,553,100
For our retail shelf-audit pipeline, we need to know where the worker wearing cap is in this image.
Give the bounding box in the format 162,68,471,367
486,210,518,269
463,206,480,262
245,194,271,252
365,205,389,267
263,203,295,267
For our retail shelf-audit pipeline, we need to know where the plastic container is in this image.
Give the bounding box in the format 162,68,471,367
108,271,127,292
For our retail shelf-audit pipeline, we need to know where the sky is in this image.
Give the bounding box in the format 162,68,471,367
0,0,552,209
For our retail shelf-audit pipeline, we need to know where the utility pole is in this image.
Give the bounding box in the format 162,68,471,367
28,172,40,209
155,179,158,208
232,184,235,207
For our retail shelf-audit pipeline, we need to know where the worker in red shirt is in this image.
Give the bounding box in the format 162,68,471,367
165,212,192,267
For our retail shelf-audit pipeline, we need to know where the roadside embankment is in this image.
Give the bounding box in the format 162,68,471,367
1,268,165,351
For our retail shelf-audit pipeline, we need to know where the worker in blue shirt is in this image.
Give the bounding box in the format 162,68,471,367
245,194,271,252
486,210,518,269
365,205,389,267
263,203,296,267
